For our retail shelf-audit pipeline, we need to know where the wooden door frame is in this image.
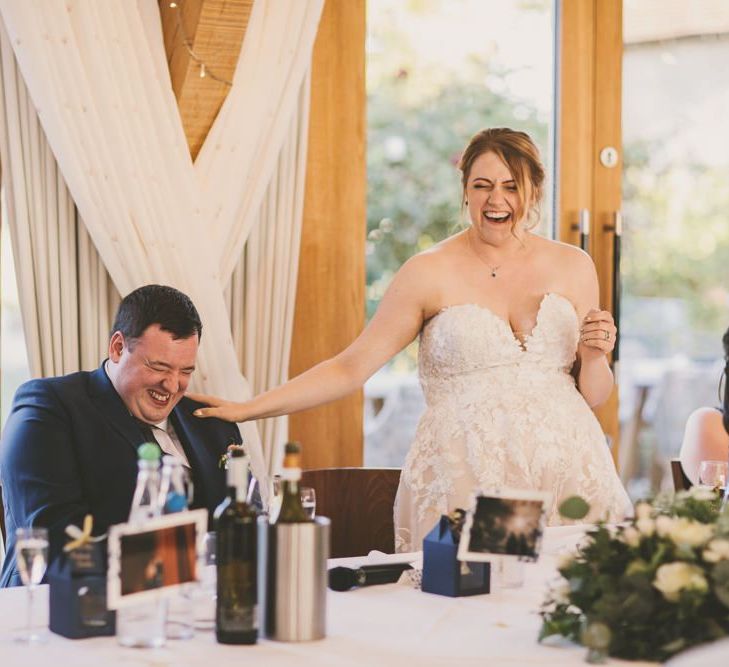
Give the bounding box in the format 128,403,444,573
557,0,623,463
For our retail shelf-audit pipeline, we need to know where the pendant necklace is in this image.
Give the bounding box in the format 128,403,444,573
467,230,502,278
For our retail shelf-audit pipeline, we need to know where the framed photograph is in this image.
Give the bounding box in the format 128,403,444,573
107,509,207,609
457,489,550,563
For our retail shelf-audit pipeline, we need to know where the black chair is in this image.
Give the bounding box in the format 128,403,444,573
670,458,692,491
300,467,401,558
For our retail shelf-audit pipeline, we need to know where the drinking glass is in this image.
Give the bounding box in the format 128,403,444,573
15,527,49,644
698,460,729,489
268,475,283,523
300,487,316,519
193,531,216,631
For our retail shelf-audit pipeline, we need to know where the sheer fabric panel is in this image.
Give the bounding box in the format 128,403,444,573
0,1,323,490
228,73,311,476
0,29,117,378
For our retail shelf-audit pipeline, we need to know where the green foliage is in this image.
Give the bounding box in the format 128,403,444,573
622,140,729,350
558,496,591,520
540,489,729,662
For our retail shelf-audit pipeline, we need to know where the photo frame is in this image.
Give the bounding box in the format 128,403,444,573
107,509,207,609
457,489,550,563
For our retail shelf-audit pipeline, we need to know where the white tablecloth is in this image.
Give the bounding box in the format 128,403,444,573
0,526,666,667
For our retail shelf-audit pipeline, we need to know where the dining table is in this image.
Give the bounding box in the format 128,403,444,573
0,524,724,667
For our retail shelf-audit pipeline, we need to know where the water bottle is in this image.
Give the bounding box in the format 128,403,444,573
116,443,166,648
158,456,195,639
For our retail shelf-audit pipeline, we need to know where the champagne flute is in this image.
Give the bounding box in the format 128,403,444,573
300,487,316,519
268,475,283,523
698,460,729,490
15,527,49,644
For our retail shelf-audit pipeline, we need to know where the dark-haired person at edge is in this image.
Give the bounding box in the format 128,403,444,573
0,285,241,587
680,328,729,484
190,128,632,552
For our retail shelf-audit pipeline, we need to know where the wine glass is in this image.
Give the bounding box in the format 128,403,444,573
300,487,316,519
268,475,283,523
15,527,49,644
698,460,729,490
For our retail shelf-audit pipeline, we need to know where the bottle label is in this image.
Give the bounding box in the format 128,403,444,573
280,467,302,482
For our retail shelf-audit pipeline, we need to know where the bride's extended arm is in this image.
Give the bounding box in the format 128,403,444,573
190,256,430,422
571,251,616,408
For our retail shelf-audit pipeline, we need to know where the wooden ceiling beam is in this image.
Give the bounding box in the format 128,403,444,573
158,0,253,160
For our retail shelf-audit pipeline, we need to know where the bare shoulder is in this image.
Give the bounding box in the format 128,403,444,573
531,235,595,274
685,406,725,434
397,232,465,275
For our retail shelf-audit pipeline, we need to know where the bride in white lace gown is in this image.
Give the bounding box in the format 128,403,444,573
394,292,630,552
190,128,631,550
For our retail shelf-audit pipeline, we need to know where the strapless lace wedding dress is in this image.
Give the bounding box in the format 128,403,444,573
394,292,632,552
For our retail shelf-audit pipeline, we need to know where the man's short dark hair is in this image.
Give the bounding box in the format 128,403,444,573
111,285,202,342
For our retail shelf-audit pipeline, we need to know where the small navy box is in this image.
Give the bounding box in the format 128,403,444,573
422,516,490,597
49,542,115,639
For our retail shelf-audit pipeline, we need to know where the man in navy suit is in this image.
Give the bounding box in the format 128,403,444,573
0,285,241,587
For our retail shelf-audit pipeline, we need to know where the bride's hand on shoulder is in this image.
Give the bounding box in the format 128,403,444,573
579,309,617,362
188,392,249,422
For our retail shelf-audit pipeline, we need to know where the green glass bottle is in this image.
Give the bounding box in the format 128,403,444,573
214,449,257,644
276,442,312,524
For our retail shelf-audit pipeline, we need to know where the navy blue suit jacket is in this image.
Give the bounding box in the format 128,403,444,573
0,364,241,587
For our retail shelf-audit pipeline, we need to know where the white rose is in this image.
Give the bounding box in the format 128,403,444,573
621,526,640,547
688,486,717,501
653,562,708,602
703,539,729,563
556,552,575,570
636,517,655,537
551,581,571,605
655,515,675,537
668,518,714,548
635,502,652,520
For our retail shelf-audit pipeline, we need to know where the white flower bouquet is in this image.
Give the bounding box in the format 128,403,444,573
539,488,729,662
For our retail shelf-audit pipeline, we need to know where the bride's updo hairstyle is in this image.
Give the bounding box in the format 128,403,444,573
458,128,545,230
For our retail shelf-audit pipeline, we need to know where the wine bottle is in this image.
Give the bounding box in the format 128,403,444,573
214,449,257,645
276,442,312,524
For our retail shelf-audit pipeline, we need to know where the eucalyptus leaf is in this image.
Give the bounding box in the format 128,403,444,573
559,496,591,520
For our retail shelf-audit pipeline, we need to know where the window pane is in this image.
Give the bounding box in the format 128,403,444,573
621,2,729,494
365,0,556,466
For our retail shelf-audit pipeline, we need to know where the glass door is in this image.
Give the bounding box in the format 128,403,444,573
364,0,557,466
619,1,729,495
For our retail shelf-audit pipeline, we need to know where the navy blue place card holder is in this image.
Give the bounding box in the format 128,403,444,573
49,541,116,638
421,516,490,597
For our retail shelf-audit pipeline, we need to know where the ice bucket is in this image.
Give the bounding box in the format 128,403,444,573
258,516,330,641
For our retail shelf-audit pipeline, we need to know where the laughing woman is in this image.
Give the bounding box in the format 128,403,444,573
191,128,632,551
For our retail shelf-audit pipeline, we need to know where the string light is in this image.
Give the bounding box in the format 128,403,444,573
170,0,233,87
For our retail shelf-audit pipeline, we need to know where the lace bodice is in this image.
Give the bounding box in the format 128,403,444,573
419,293,578,401
394,293,631,552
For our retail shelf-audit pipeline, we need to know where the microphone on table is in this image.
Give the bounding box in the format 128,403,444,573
328,563,413,592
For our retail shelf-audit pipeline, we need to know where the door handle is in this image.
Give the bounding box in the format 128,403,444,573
578,208,590,253
603,211,622,366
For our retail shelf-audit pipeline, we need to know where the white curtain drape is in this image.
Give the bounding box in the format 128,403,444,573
0,0,324,489
0,29,119,377
227,71,311,476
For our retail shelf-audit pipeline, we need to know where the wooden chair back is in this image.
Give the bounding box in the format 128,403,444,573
670,458,692,491
300,467,401,558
